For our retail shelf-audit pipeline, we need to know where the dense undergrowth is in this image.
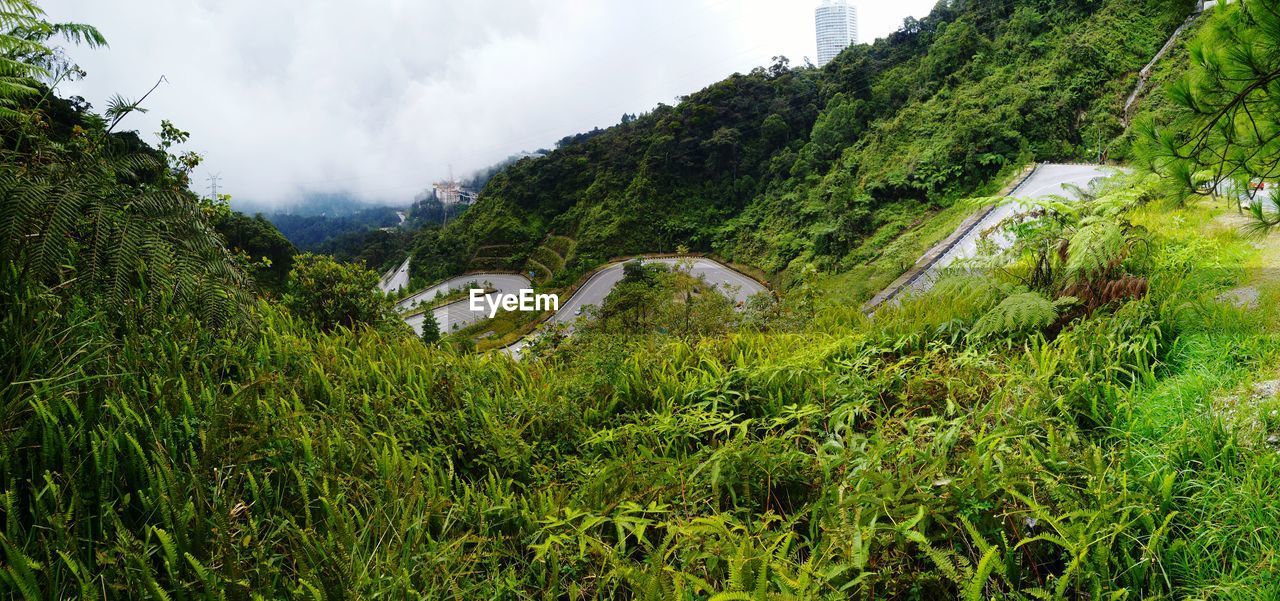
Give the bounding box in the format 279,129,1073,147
7,171,1280,598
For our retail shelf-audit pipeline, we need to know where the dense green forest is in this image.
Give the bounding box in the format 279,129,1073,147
314,228,409,274
266,205,402,251
6,0,1280,598
210,210,297,294
409,0,1196,285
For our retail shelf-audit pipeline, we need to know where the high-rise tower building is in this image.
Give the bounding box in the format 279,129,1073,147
815,0,858,67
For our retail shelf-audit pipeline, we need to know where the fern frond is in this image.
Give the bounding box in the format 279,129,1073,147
43,22,107,48
970,291,1059,340
1063,222,1126,282
35,182,87,282
963,547,1002,601
0,537,43,601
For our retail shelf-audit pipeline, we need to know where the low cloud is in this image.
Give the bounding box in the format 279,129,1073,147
49,0,935,208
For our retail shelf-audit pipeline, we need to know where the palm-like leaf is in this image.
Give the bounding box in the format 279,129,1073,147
0,0,106,114
1,146,252,330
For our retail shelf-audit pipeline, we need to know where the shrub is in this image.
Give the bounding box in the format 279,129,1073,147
284,253,398,332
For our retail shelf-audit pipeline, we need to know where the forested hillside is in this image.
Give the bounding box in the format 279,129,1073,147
413,0,1195,284
267,205,401,251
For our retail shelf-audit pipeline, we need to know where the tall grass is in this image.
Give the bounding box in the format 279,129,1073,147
4,195,1280,598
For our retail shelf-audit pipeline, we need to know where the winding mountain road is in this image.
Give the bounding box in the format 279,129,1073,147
378,257,411,294
501,257,768,356
395,273,533,313
394,256,768,353
885,163,1113,305
403,290,511,336
549,257,765,325
396,273,533,336
400,165,1110,348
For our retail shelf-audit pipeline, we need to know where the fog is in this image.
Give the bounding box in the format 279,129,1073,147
47,0,937,208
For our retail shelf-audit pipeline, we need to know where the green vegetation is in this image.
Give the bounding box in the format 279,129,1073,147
0,6,248,332
11,157,1280,596
455,304,546,352
267,204,402,251
211,208,297,295
1140,0,1280,230
419,311,441,345
589,260,742,339
315,228,410,275
283,253,401,333
400,284,484,314
414,0,1196,289
528,234,577,286
6,0,1280,598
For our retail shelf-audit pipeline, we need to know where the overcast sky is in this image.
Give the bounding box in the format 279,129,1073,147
47,0,939,208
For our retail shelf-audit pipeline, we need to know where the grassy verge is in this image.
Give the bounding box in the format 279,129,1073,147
811,201,974,304
466,308,548,352
1112,198,1280,593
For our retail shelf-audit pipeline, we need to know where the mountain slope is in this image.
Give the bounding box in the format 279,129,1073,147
413,0,1195,286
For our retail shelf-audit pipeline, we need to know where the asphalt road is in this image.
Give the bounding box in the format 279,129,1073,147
395,273,532,313
548,257,765,326
378,257,411,294
403,291,508,336
899,163,1113,298
397,166,1108,341
502,257,769,357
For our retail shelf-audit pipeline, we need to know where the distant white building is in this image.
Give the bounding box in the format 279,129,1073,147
816,0,858,67
433,179,465,205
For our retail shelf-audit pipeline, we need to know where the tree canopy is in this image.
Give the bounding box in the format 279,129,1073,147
1142,0,1280,230
407,0,1195,286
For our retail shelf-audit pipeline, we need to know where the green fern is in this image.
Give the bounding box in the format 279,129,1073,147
907,530,971,585
0,0,105,114
0,154,251,330
1063,221,1126,282
0,537,43,601
970,291,1059,340
964,547,1002,601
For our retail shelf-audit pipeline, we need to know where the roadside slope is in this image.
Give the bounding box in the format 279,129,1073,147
870,164,1113,309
